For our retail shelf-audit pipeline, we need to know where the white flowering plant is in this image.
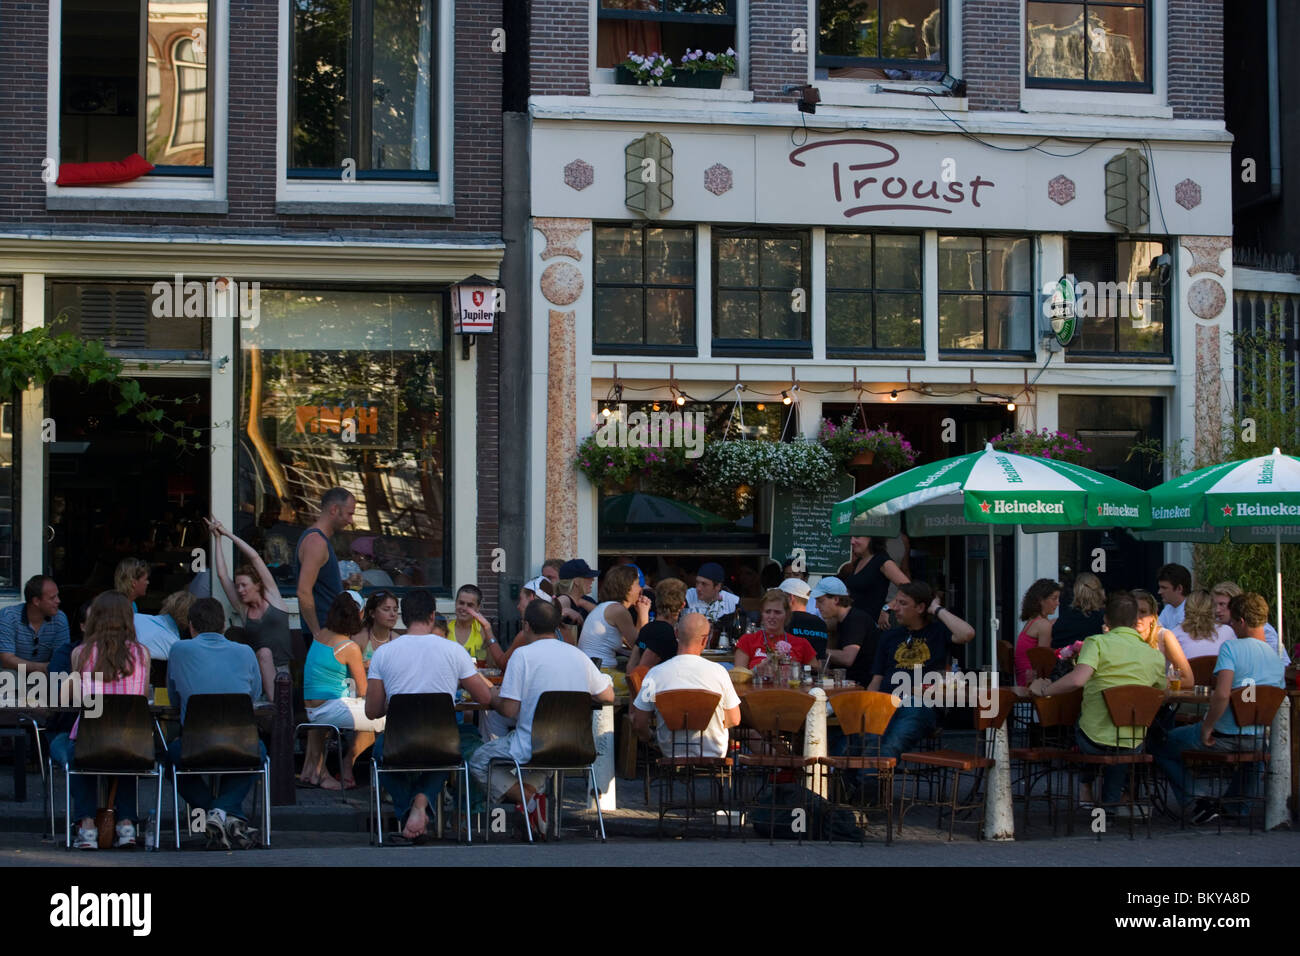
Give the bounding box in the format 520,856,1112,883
699,439,836,490
619,51,674,86
678,47,738,74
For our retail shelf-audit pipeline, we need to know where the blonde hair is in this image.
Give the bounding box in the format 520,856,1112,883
1211,580,1242,599
760,588,792,631
1130,589,1161,650
114,557,149,598
654,578,687,620
1180,589,1218,641
1070,572,1106,614
160,590,195,625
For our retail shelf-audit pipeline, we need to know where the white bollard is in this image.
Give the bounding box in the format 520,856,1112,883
592,704,617,811
804,687,828,797
984,724,1015,841
1265,701,1291,830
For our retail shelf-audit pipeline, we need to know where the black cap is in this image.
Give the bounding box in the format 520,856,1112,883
559,559,597,579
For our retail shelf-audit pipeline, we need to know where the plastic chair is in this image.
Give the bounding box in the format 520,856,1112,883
171,693,270,849
487,691,606,843
1179,685,1286,834
651,689,731,838
52,696,165,851
817,690,899,845
735,689,815,845
370,693,469,845
1009,687,1082,833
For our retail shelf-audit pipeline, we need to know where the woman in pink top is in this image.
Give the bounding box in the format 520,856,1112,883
49,592,151,849
1014,579,1060,686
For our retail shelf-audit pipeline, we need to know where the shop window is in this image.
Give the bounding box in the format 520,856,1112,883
0,285,15,590
825,231,922,355
290,0,436,178
595,0,736,71
938,234,1033,355
238,290,449,594
1064,236,1169,359
817,0,946,81
713,229,811,356
594,224,695,354
48,282,209,359
61,0,211,170
1026,0,1151,91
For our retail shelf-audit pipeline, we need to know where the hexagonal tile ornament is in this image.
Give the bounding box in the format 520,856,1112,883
564,159,594,191
704,163,733,196
1048,175,1075,205
1175,178,1202,210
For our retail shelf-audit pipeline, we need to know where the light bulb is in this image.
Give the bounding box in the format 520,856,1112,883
755,403,765,411
675,394,686,406
652,402,660,412
889,390,898,402
1006,402,1017,412
781,390,792,406
601,406,612,418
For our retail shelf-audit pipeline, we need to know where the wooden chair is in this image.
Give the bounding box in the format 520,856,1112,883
623,666,653,801
1180,685,1286,834
735,690,815,844
997,641,1014,682
817,691,899,845
1027,647,1057,680
651,689,732,838
897,688,1017,841
1189,655,1217,688
1063,684,1164,840
1009,687,1082,834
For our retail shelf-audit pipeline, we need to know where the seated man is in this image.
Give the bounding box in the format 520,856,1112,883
365,588,491,841
470,600,614,837
632,613,740,758
782,578,829,659
812,577,877,675
1152,592,1286,824
1026,590,1166,807
133,590,193,661
166,598,265,850
1212,581,1290,664
0,575,70,675
685,562,740,623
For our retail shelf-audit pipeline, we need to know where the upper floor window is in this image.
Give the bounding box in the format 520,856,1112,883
825,231,922,355
290,0,435,179
713,229,810,357
594,224,696,354
1065,236,1169,359
1026,1,1151,91
938,235,1033,355
817,0,946,80
61,0,210,171
595,0,736,70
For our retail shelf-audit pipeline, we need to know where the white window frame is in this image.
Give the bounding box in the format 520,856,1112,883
1020,0,1171,117
275,0,455,213
588,0,750,97
45,0,227,211
811,0,966,111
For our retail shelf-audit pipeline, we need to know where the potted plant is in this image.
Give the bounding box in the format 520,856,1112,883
615,52,674,86
817,416,918,473
700,439,836,490
671,48,737,88
990,428,1092,464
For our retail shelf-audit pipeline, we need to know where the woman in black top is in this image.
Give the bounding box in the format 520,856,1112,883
1051,571,1106,649
838,536,909,621
627,578,686,673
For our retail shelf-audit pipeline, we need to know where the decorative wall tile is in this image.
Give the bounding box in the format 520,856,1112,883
534,217,590,261
545,308,578,559
1047,174,1075,205
1194,323,1224,464
1175,178,1202,210
1180,236,1231,277
1188,277,1226,320
704,163,733,196
540,261,583,306
564,159,594,191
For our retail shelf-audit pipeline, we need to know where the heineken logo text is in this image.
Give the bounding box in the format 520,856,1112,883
1152,505,1192,520
1233,502,1300,517
1097,503,1141,518
995,455,1023,484
991,500,1064,515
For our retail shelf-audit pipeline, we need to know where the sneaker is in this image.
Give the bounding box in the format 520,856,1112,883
204,808,230,850
73,825,98,850
532,792,549,837
114,820,137,848
1191,798,1221,826
225,817,259,850
515,796,547,842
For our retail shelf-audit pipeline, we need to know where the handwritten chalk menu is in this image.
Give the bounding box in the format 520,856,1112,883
770,474,857,574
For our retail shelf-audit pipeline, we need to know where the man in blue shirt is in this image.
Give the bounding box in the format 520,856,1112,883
0,576,70,674
167,598,264,849
1151,592,1286,824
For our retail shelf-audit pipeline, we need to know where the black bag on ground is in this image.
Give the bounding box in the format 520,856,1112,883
748,782,865,841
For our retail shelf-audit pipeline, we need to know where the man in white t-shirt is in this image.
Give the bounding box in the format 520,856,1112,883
685,562,740,622
365,589,492,841
632,613,740,758
1156,562,1191,632
469,599,613,837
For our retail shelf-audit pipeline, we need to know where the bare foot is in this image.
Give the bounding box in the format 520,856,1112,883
317,775,343,791
402,806,428,841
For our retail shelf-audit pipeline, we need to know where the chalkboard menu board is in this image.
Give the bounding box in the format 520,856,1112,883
770,474,860,574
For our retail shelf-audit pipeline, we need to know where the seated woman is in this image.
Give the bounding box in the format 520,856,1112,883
446,584,508,669
578,565,650,669
1014,578,1061,686
1170,589,1234,660
627,577,686,673
300,593,386,790
49,592,151,849
734,588,817,671
353,590,400,671
1051,572,1106,648
1132,589,1194,686
208,518,292,703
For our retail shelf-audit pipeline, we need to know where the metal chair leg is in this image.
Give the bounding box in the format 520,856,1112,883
589,766,606,842
172,768,181,850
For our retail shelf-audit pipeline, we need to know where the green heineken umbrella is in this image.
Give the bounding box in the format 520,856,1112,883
1134,448,1300,657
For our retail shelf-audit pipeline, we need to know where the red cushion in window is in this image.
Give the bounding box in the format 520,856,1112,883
56,153,155,187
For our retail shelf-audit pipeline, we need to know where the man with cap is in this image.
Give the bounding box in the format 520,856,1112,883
813,576,878,683
685,562,739,623
781,578,829,660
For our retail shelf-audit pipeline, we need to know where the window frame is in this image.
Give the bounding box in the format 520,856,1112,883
937,232,1035,359
824,229,924,359
1024,0,1154,94
711,227,813,358
592,222,698,357
815,0,949,75
0,281,18,594
1063,234,1172,362
596,0,736,27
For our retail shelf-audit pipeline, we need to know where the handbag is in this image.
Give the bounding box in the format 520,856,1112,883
95,779,119,849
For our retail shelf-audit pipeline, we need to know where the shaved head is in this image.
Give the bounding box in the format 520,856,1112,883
677,612,710,652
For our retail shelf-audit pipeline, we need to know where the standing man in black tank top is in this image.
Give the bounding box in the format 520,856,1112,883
296,488,356,638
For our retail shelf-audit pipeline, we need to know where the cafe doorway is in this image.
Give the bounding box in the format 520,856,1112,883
45,377,210,635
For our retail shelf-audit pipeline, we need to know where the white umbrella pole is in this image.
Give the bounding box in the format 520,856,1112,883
984,523,1013,840
1276,528,1285,659
988,525,999,679
1266,525,1290,829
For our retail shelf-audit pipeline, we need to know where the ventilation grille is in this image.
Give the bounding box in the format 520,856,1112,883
78,287,150,349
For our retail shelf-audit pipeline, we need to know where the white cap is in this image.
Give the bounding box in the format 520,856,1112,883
779,578,812,600
522,577,554,603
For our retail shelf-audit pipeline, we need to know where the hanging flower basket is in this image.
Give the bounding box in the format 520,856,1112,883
817,416,917,474
849,450,875,468
990,428,1092,464
699,439,836,490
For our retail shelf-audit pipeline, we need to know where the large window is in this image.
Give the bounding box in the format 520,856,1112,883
594,225,696,353
290,0,435,178
596,0,736,70
1065,236,1170,359
938,235,1033,355
713,230,811,356
238,290,449,592
825,231,922,354
61,0,211,170
0,286,15,590
1026,1,1150,91
817,0,946,80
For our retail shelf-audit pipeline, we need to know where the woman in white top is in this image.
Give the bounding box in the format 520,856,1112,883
1170,589,1234,659
578,565,650,668
1132,589,1194,686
